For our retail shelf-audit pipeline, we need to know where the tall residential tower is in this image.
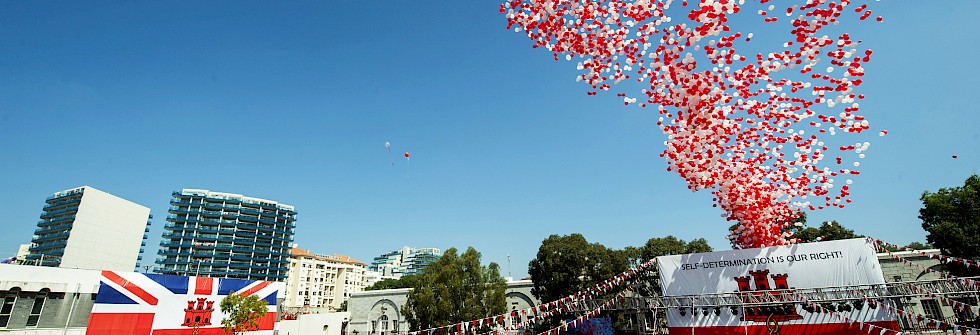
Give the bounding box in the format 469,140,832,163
27,186,151,271
156,189,296,281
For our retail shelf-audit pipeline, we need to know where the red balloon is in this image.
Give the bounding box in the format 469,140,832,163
952,155,958,159
404,152,410,158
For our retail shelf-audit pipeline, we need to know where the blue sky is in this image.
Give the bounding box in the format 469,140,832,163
1,2,977,279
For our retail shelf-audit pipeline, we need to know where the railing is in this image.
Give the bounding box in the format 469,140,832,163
40,207,77,219
42,198,81,211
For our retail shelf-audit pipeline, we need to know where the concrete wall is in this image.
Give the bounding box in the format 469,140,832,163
0,265,101,334
348,288,410,335
347,281,540,335
876,249,976,327
278,312,350,335
61,187,150,272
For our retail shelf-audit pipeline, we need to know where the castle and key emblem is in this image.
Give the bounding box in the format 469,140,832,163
734,269,803,323
182,298,215,327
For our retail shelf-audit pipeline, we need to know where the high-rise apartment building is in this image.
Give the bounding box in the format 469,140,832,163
156,189,296,281
368,246,441,278
27,186,151,271
283,248,369,310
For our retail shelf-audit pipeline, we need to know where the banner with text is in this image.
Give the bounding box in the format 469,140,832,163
657,238,899,335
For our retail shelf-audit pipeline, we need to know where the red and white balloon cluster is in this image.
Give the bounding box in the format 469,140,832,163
502,0,882,248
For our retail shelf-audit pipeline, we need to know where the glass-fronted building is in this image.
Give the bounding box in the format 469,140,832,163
368,246,442,278
27,186,152,271
156,189,296,281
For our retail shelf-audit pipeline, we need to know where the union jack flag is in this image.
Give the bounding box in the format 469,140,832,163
86,270,282,335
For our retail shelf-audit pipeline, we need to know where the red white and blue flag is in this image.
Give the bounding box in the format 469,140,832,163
86,270,282,335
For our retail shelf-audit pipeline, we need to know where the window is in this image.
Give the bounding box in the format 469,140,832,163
954,297,977,321
380,315,389,335
26,290,48,327
0,290,17,328
920,299,942,320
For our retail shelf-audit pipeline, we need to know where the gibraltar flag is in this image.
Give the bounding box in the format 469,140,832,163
86,270,282,335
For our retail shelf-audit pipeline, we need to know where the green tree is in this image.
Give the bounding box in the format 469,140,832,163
920,174,980,259
337,300,348,312
365,274,419,291
528,234,628,303
905,241,934,250
787,220,862,243
401,247,506,331
220,291,269,335
640,236,714,261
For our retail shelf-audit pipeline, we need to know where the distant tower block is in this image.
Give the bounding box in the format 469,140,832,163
749,270,771,291
735,276,753,291
771,273,790,290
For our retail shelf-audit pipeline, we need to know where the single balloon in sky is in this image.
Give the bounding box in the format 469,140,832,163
404,152,411,177
385,141,393,165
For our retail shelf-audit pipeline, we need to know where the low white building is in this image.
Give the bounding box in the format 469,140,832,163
0,264,102,334
347,280,538,335
284,248,369,311
278,311,350,335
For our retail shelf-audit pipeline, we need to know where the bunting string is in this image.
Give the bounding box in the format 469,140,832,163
790,291,903,335
868,238,980,293
847,288,980,335
870,238,979,270
406,258,658,335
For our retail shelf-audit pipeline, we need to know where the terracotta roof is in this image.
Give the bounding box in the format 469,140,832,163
290,248,366,266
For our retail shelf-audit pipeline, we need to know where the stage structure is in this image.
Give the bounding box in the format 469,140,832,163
656,238,899,334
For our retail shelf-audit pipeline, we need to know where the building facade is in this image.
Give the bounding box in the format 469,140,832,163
156,189,296,281
368,247,441,278
0,265,101,334
283,248,369,310
878,249,978,331
26,186,151,272
347,280,538,335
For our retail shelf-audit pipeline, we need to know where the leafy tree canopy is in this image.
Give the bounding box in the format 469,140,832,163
528,234,629,303
401,247,507,331
920,174,980,259
793,220,863,242
529,234,712,302
220,291,269,335
366,274,419,291
640,236,714,260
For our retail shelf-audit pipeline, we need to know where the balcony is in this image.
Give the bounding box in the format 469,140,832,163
29,240,67,252
42,198,81,211
239,207,264,215
32,231,71,243
168,208,202,216
238,214,259,223
46,189,83,202
200,210,223,218
37,215,77,227
204,202,239,211
40,207,77,219
34,223,72,235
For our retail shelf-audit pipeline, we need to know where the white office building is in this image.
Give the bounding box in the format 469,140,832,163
284,248,369,310
27,186,151,271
